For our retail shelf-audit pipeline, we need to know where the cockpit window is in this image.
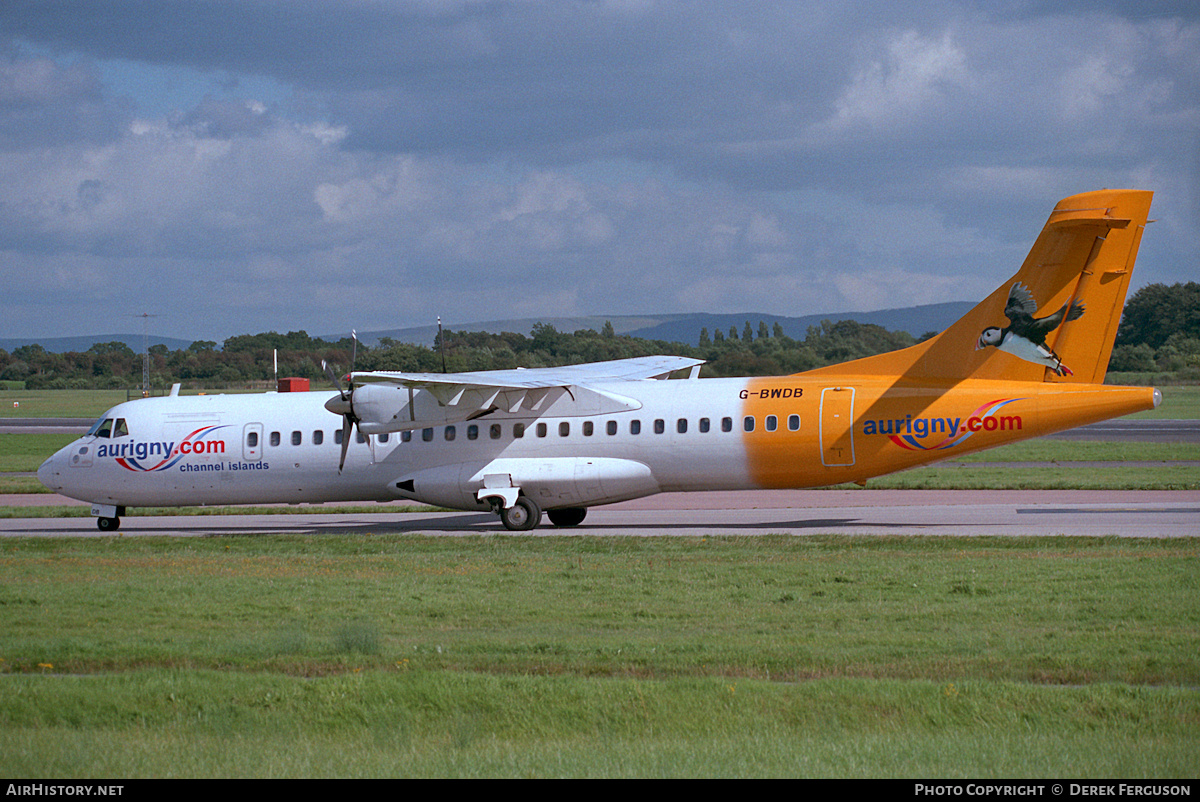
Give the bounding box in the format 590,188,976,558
86,416,130,438
88,418,114,438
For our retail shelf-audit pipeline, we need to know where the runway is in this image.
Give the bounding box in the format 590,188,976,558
4,489,1198,538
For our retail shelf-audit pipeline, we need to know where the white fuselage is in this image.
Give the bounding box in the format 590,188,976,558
38,380,760,513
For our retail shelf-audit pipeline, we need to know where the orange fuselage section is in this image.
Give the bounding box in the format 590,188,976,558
739,376,1157,488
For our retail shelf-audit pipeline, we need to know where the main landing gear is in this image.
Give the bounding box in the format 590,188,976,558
97,516,120,532
490,496,590,531
547,507,587,527
499,497,541,531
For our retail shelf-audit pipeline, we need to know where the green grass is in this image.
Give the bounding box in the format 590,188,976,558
2,672,1195,778
0,388,320,419
0,477,48,494
1126,385,1200,419
5,534,1193,683
0,389,135,419
950,439,1199,462
0,433,77,471
0,534,1196,777
864,465,1200,490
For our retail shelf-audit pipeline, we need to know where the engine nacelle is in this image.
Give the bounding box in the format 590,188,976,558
390,457,660,511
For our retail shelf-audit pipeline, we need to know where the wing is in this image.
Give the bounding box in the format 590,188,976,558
353,355,702,397
344,356,705,430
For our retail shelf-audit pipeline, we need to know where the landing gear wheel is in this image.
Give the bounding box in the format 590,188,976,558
96,516,120,532
499,497,541,531
547,507,587,527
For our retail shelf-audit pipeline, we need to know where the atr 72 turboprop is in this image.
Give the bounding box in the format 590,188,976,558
39,189,1160,531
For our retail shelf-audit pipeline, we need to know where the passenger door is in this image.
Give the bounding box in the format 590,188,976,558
819,387,856,467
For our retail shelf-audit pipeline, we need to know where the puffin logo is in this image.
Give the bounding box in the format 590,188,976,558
106,425,231,472
976,282,1084,376
865,398,1026,451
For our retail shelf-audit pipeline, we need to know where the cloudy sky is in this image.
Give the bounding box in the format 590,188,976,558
2,0,1197,342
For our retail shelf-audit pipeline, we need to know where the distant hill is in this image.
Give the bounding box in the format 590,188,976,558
344,315,689,348
2,302,973,353
0,334,194,354
345,302,974,348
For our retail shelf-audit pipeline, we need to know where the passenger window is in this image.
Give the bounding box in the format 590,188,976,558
606,421,617,436
113,419,129,438
559,422,570,437
788,415,800,431
291,431,302,446
583,421,594,436
335,429,344,445
467,424,479,440
743,416,755,432
356,431,367,444
313,430,324,445
379,433,389,443
490,424,502,440
270,431,281,447
514,423,525,438
654,419,665,434
630,420,641,435
677,418,687,434
247,432,259,447
766,415,777,432
422,428,434,442
721,417,733,432
699,418,710,433
445,426,456,441
402,431,412,442
536,423,547,438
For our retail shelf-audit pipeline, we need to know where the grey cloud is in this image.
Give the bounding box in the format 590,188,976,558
0,1,1195,340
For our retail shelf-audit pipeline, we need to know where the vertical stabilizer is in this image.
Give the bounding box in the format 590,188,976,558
800,189,1153,383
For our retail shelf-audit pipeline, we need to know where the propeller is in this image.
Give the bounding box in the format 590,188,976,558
321,331,364,473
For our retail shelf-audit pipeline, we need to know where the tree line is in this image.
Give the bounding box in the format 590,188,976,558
2,282,1196,390
1109,281,1200,375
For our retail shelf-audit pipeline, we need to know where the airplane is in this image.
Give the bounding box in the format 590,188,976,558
38,188,1160,532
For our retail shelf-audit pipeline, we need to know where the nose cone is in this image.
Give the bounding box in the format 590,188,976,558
325,392,352,416
37,453,62,492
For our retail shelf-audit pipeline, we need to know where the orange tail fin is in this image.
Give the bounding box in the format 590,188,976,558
801,189,1153,383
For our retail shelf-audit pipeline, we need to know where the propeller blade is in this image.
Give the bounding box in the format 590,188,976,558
325,334,363,475
339,416,352,473
321,359,345,397
361,423,376,464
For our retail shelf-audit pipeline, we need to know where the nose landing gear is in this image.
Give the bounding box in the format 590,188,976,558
90,504,126,532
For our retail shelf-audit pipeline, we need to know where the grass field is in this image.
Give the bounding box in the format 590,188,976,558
1127,384,1200,419
0,534,1197,777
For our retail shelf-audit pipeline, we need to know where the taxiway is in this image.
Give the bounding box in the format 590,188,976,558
3,489,1198,538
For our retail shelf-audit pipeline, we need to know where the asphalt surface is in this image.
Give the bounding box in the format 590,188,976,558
4,489,1198,538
